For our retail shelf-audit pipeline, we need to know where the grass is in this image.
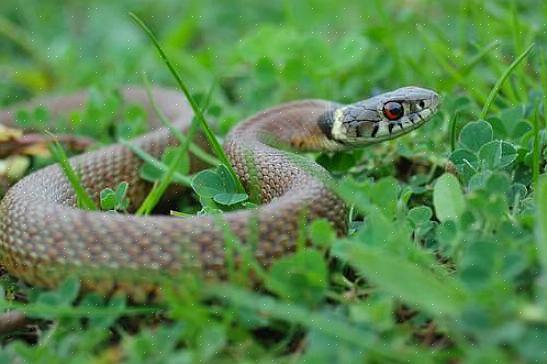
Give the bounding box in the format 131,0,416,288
48,137,98,211
0,0,546,363
479,42,535,119
135,76,216,215
129,12,245,194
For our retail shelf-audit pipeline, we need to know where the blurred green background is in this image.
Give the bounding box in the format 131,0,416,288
1,0,544,129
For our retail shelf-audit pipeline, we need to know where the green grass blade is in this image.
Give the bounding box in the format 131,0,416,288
209,284,389,358
541,51,547,128
135,123,197,215
136,80,217,215
532,103,541,189
141,73,220,166
0,301,158,318
449,111,460,152
129,12,245,194
479,43,535,119
120,139,192,186
461,40,500,75
535,176,547,300
209,283,439,362
48,138,97,211
333,240,468,316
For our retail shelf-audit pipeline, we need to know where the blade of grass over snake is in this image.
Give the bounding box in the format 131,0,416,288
541,52,547,128
136,81,217,215
48,137,97,211
136,83,215,215
536,177,547,299
479,43,535,119
129,12,245,194
119,139,192,186
142,73,219,167
532,103,541,189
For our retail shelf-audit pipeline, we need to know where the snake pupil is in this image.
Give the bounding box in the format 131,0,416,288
383,101,404,121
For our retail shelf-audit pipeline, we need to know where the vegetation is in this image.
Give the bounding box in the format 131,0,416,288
0,0,546,362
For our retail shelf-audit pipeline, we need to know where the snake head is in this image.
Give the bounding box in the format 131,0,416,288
330,86,440,145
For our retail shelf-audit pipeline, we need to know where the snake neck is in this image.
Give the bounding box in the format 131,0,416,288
227,100,345,154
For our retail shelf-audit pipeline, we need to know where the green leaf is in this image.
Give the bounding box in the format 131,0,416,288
316,152,357,173
192,165,248,206
332,241,468,316
459,120,493,152
100,182,129,211
449,148,479,181
485,172,511,194
210,284,380,354
302,329,364,364
368,177,400,218
496,105,526,138
15,109,32,128
57,276,81,305
36,276,81,308
436,220,458,247
433,173,465,222
336,178,372,214
266,250,327,305
115,181,130,210
408,206,433,226
478,140,518,169
140,146,189,182
468,170,493,191
458,240,497,290
100,188,116,210
308,219,336,248
213,192,248,206
196,324,226,362
115,105,147,140
349,296,394,331
517,326,547,362
192,170,224,198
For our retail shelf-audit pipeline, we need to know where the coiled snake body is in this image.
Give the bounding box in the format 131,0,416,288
0,86,439,300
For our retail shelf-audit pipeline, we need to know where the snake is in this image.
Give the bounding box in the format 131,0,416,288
0,86,439,300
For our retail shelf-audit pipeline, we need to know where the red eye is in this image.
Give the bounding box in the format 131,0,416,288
383,101,404,121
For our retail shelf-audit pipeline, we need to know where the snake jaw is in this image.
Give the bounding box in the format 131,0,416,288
329,86,439,146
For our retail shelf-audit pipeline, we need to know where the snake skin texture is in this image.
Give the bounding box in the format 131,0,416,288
0,86,438,300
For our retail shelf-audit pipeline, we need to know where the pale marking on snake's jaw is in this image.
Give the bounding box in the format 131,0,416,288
331,108,347,142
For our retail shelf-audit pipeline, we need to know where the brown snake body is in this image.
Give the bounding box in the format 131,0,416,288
0,86,439,300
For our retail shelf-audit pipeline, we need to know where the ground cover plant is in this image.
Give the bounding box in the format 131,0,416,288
0,0,546,362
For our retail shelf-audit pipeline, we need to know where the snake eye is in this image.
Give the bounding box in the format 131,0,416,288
382,101,404,121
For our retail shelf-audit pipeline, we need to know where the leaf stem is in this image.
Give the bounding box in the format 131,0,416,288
479,43,535,119
129,12,245,194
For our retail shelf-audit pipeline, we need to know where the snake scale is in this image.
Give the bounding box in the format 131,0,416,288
0,86,439,300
